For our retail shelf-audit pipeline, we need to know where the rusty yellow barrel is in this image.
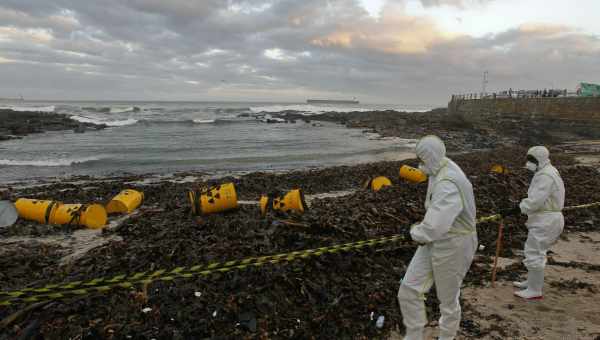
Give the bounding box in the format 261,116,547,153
399,165,427,183
50,204,107,229
106,189,144,214
260,189,307,217
14,198,59,224
368,176,392,191
188,182,238,215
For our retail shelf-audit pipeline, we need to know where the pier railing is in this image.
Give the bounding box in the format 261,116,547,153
451,89,581,101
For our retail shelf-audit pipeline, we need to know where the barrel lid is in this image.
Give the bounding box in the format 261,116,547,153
0,201,18,228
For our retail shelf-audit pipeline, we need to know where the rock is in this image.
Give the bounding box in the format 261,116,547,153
73,125,87,133
0,109,105,141
239,311,257,332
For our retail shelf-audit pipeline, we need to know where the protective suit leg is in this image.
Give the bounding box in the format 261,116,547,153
512,280,528,289
398,245,434,340
398,235,477,340
514,268,544,299
522,214,564,269
516,215,563,300
433,235,477,340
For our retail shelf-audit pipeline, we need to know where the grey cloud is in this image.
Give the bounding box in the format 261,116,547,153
0,0,598,104
419,0,494,8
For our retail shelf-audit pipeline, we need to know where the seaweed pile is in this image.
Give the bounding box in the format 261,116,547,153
1,147,599,339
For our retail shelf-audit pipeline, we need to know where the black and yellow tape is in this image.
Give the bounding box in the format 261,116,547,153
1,202,597,307
0,214,503,301
0,234,407,306
563,202,600,211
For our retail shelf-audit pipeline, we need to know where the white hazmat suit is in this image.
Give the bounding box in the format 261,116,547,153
397,136,477,340
514,146,565,299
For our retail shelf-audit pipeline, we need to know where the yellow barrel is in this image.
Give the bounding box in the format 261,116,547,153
50,204,107,229
14,198,59,224
260,189,307,217
188,182,238,215
369,176,392,191
106,189,144,214
399,165,427,183
490,164,508,174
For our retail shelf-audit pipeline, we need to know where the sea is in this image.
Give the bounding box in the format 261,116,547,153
0,100,433,183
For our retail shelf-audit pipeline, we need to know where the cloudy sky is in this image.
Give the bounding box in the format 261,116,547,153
0,0,599,105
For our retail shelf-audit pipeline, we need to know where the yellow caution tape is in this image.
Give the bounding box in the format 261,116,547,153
1,214,502,301
2,202,598,306
477,214,502,223
0,235,407,306
563,202,600,211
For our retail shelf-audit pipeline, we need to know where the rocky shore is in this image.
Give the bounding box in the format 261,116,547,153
0,109,106,141
1,143,599,339
270,108,599,152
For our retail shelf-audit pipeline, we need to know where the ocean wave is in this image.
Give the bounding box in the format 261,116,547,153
110,106,140,113
81,106,140,114
137,118,244,125
70,115,138,127
0,105,55,113
249,104,372,115
192,119,216,124
213,107,251,114
260,117,286,123
0,156,101,167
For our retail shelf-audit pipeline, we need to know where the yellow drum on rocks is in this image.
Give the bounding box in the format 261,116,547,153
367,176,392,192
50,204,107,229
399,165,427,183
260,189,307,217
188,182,238,215
106,189,144,214
14,198,59,224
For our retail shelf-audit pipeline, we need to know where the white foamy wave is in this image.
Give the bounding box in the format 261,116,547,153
192,119,216,124
249,104,372,115
0,156,101,167
260,116,286,123
110,106,139,114
0,105,55,112
71,115,138,127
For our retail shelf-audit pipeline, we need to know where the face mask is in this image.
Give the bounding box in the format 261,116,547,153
418,163,430,175
525,161,537,172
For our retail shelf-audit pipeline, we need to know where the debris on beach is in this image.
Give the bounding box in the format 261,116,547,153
1,145,600,338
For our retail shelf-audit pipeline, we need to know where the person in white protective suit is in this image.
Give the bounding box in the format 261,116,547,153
512,146,565,300
397,136,478,340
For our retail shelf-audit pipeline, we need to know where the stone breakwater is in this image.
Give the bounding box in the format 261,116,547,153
448,97,600,144
448,97,600,121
